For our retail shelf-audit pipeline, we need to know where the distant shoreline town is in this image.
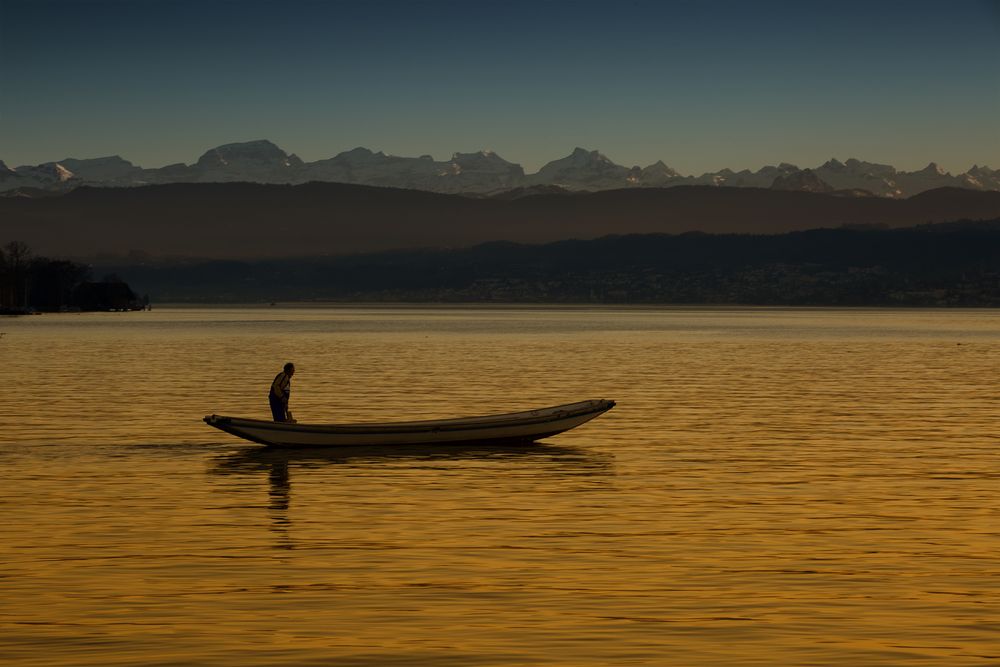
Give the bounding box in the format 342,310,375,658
3,140,998,199
72,220,1000,308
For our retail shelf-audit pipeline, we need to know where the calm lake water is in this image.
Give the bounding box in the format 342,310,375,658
2,306,998,666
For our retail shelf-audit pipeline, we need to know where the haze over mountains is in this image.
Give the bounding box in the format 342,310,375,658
5,181,1000,260
3,140,999,198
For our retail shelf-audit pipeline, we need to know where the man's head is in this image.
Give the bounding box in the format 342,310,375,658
284,362,295,376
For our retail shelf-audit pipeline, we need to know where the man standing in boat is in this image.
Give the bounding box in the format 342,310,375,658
269,362,295,422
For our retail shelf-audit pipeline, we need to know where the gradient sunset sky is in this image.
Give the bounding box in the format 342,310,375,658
2,0,998,174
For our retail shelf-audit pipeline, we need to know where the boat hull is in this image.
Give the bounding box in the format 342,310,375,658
204,399,615,447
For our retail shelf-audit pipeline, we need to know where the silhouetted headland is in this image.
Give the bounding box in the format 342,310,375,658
0,240,148,313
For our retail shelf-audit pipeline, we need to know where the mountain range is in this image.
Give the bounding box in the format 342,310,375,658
3,140,998,198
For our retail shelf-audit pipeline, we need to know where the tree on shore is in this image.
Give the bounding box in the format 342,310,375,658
0,241,33,310
30,258,92,311
1,241,142,312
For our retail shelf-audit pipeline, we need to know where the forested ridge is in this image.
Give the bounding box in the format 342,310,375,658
94,220,1000,306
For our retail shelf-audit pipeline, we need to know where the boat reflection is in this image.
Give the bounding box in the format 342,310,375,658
211,441,616,492
210,440,615,474
209,442,615,549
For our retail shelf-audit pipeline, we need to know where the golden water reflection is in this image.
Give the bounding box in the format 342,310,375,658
2,306,999,666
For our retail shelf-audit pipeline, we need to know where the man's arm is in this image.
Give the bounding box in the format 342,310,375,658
271,373,287,400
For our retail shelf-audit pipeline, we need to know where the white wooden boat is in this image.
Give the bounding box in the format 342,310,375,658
204,399,615,447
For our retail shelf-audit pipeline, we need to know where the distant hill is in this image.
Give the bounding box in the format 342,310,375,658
3,182,1000,259
93,219,1000,306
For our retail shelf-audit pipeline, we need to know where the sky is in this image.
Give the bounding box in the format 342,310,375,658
1,0,998,175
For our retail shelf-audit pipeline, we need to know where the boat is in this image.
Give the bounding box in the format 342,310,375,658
204,399,615,447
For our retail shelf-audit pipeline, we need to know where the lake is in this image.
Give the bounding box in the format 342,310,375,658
2,306,998,665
